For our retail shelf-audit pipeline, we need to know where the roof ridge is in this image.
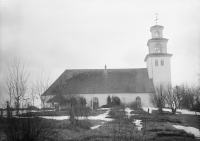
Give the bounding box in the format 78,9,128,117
64,68,146,71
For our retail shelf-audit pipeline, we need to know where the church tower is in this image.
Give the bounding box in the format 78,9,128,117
144,25,172,86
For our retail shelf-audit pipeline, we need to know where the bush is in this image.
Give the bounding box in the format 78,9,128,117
111,96,121,106
191,103,200,112
108,106,125,118
107,95,112,106
109,110,116,117
101,105,110,108
129,101,142,110
1,116,57,141
69,106,90,125
76,120,92,129
59,120,92,130
74,106,90,117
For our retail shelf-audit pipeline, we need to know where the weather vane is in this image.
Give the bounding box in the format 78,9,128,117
155,13,158,25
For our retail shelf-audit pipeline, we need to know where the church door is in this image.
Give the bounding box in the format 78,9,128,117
93,97,99,109
135,96,141,109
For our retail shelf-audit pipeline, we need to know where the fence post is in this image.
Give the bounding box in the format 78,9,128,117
0,109,3,118
6,101,10,119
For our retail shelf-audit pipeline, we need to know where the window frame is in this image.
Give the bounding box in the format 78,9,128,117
155,59,158,66
161,59,164,66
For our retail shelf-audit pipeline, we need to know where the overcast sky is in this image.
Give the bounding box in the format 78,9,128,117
0,0,200,105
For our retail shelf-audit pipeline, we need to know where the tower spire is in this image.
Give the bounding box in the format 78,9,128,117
155,13,158,25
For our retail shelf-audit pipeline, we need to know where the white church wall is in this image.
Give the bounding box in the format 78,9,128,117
41,95,54,108
42,93,153,109
146,56,171,85
81,93,152,107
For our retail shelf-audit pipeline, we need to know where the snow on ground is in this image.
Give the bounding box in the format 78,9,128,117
41,116,69,120
142,107,156,113
133,120,142,131
125,108,142,131
41,107,200,121
97,108,110,110
91,125,101,130
173,125,200,138
176,109,200,115
87,110,113,121
143,107,200,115
41,109,113,121
125,107,133,118
125,107,138,118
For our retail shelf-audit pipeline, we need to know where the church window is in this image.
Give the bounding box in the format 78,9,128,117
155,59,158,66
161,59,164,66
155,31,159,37
135,96,141,109
93,97,99,109
93,97,99,102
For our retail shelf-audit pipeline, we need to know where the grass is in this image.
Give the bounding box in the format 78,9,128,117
89,109,108,116
1,107,200,141
131,109,200,141
20,108,107,117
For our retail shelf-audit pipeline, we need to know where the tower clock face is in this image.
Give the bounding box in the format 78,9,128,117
155,44,161,52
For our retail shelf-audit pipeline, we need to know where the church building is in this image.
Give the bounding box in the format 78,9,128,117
41,25,172,110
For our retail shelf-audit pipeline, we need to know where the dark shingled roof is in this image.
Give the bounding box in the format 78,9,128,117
46,94,70,104
42,68,155,96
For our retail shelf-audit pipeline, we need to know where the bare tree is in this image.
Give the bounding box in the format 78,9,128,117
195,50,200,111
2,115,58,141
34,72,50,108
195,86,200,110
30,84,38,106
4,76,14,105
5,58,30,115
165,85,182,114
149,84,166,113
186,85,196,109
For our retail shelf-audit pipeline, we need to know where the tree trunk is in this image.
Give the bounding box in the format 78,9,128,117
69,107,75,124
171,108,176,115
7,101,10,119
159,107,163,114
16,100,20,116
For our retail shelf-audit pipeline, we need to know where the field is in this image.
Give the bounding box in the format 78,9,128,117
0,107,200,141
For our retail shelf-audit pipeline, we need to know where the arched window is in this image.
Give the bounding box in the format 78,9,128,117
161,59,164,66
93,97,99,109
93,97,98,102
135,96,141,109
135,97,141,102
155,31,159,37
155,59,158,66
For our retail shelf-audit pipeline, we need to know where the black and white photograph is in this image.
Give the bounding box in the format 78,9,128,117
0,0,200,140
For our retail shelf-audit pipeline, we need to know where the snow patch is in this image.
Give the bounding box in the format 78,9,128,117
91,125,101,130
41,109,113,121
173,125,200,138
125,107,133,118
133,119,142,131
176,109,200,115
143,107,200,115
41,116,69,120
143,107,156,113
